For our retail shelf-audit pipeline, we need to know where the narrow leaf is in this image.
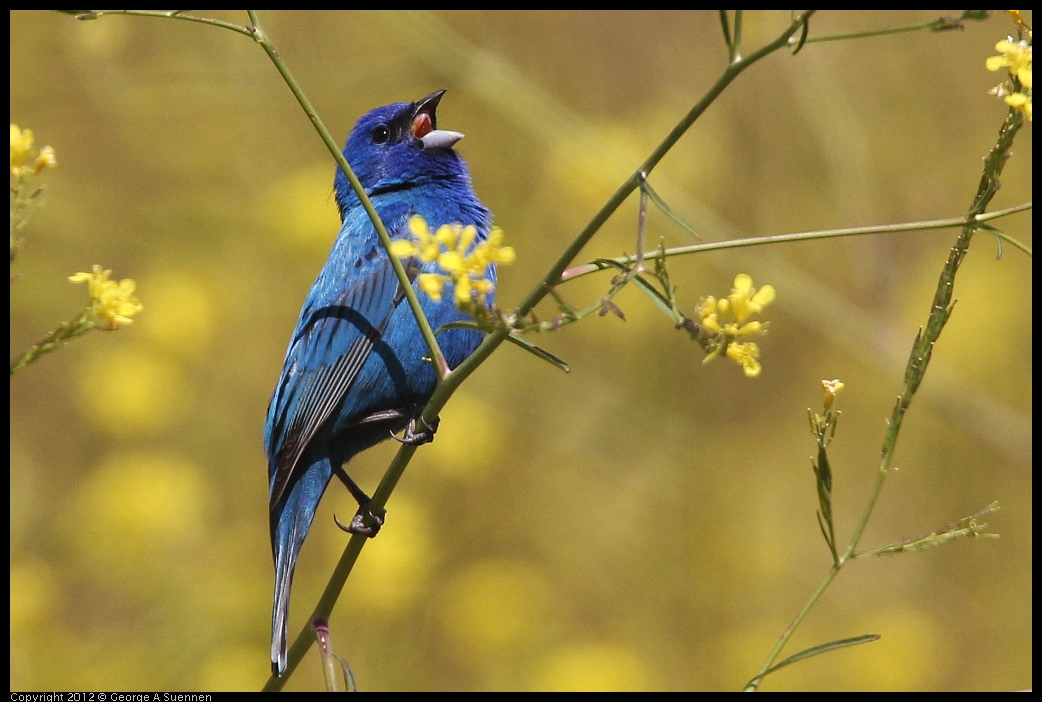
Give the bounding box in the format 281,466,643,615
747,634,880,687
816,510,838,565
335,653,357,692
505,333,571,373
436,320,481,333
642,180,702,240
630,273,684,324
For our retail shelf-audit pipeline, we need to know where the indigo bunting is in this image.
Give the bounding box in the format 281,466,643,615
265,90,492,676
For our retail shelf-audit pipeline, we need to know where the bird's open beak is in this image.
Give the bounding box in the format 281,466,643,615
413,89,465,150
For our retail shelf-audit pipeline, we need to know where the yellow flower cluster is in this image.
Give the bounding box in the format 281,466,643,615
697,274,775,377
69,265,144,330
10,124,56,178
987,37,1032,121
390,215,515,311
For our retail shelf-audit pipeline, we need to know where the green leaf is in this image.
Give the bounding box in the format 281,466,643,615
642,180,701,241
630,273,684,324
588,257,631,274
746,634,880,688
504,332,571,373
335,653,357,692
436,320,480,333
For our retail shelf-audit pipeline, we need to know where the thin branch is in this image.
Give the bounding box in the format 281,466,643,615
244,11,448,378
798,11,991,45
68,10,255,37
561,202,1032,282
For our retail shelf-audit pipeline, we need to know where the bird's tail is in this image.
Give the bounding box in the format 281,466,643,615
270,459,332,676
271,536,296,677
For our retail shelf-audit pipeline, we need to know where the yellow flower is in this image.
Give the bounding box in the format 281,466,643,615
417,273,448,302
696,274,774,377
33,145,57,174
726,342,762,378
1004,91,1033,120
391,215,514,313
454,272,472,306
728,273,776,323
987,37,1032,121
438,250,466,275
434,223,458,248
822,378,844,410
696,296,716,321
11,124,34,170
472,228,516,268
10,124,56,178
389,239,418,258
69,265,144,330
987,39,1032,87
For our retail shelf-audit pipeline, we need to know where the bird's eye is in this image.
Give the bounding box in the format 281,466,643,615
372,125,390,144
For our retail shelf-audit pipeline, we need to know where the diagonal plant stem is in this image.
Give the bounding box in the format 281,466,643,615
263,10,817,689
244,11,449,378
9,310,93,376
509,11,817,323
65,9,451,378
745,104,1025,692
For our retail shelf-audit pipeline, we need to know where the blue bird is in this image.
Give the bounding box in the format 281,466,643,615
265,90,492,676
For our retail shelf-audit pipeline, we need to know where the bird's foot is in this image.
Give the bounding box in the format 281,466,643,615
332,466,384,537
391,414,440,446
334,499,386,538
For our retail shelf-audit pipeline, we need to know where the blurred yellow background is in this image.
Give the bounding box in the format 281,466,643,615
10,10,1031,691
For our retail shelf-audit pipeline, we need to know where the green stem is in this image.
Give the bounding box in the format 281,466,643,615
801,12,988,45
69,10,255,37
731,10,744,62
10,179,30,264
804,21,938,43
63,9,451,378
515,11,816,319
560,202,1032,282
744,563,841,691
718,11,732,52
10,310,94,376
313,619,340,692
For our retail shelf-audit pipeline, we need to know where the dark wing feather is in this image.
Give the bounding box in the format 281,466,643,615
266,255,401,511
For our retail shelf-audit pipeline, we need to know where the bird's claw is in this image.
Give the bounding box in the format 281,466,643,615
390,415,440,446
334,501,386,538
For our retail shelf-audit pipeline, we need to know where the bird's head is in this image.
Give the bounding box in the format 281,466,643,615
334,90,468,217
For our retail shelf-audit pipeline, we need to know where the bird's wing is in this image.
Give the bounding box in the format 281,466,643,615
266,248,407,512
